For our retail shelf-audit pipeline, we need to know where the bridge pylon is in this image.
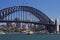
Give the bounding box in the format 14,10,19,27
55,18,59,34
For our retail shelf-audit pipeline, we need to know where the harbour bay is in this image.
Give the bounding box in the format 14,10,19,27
0,34,60,40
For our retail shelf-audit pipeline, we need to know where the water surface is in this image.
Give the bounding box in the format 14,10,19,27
0,34,60,40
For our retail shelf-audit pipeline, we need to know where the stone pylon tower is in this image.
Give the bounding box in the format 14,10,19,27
55,18,59,34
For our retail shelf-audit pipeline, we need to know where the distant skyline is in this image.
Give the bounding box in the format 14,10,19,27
0,0,60,21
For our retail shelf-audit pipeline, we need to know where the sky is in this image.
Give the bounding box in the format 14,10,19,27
0,0,60,22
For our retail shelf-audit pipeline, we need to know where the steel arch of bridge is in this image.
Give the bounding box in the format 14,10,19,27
0,6,53,23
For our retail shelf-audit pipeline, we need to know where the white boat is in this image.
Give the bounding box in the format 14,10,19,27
0,31,5,34
27,31,34,35
22,30,33,35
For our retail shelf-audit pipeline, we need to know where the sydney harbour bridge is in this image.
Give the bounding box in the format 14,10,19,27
0,6,59,33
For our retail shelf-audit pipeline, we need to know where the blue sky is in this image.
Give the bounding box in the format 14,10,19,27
0,0,60,21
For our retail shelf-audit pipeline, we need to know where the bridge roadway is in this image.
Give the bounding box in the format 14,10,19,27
0,20,56,26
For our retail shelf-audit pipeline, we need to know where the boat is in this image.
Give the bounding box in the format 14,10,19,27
22,30,33,35
0,31,5,34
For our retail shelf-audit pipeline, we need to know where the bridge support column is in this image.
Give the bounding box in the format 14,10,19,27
36,25,38,27
55,18,59,34
25,23,29,30
20,23,23,29
32,24,35,28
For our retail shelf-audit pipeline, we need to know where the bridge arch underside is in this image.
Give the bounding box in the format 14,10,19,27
0,6,55,33
0,6,53,23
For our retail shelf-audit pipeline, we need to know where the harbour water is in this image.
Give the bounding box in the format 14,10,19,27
0,34,60,40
